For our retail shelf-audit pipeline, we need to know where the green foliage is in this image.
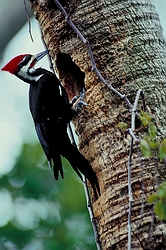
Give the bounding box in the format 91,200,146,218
139,110,152,126
139,111,166,160
118,122,128,131
148,122,157,141
148,182,166,220
139,111,166,221
0,143,97,250
140,138,152,157
159,139,166,161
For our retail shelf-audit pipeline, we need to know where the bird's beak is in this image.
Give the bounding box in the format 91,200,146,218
29,50,49,69
33,50,49,62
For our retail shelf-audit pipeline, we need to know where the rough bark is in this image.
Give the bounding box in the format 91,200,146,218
28,0,166,249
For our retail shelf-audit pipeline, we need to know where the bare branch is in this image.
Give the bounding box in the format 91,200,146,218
131,89,144,131
127,137,134,250
23,0,34,42
82,175,102,250
128,128,140,142
127,89,146,249
40,27,55,73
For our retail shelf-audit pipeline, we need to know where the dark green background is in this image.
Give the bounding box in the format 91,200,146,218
0,142,96,250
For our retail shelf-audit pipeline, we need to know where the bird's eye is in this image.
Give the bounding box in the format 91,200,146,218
22,55,31,64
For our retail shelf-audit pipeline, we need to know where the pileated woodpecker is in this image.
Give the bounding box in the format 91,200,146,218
1,50,100,198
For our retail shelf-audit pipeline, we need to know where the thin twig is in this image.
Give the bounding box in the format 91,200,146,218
131,89,144,131
40,27,55,73
127,89,145,249
82,175,102,250
67,122,101,250
127,137,134,250
128,128,140,142
23,0,34,42
127,92,146,239
67,125,101,250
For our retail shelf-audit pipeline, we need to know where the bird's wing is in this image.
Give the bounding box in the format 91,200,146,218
35,123,50,158
35,123,63,180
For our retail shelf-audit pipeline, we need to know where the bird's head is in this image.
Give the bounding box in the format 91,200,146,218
1,50,49,82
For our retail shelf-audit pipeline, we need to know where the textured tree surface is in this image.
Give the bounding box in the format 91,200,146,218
28,0,166,249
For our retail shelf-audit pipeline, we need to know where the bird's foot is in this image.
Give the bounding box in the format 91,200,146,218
70,88,89,112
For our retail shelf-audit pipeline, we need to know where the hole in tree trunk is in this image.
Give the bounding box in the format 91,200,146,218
56,52,85,100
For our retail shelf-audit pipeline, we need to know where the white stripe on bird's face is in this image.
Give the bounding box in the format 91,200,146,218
17,63,44,82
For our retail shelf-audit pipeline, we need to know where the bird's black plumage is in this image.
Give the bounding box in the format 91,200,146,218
1,51,100,198
29,68,100,198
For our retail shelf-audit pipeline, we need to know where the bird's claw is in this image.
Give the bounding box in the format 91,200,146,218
73,100,89,112
70,88,89,112
70,95,80,106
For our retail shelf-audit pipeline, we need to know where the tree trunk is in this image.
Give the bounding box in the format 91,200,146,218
28,0,166,249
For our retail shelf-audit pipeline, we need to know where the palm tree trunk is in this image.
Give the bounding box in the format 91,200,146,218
28,0,166,249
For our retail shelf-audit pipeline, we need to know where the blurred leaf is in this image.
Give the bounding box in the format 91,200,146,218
148,122,157,141
143,134,159,150
148,182,166,220
158,182,166,199
118,122,128,130
154,200,166,220
140,139,152,157
159,139,166,161
147,193,159,203
139,110,152,126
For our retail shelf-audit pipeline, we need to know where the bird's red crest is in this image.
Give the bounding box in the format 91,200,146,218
1,54,31,74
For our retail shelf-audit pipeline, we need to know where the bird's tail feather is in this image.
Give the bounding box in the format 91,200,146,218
50,154,64,180
62,144,100,199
